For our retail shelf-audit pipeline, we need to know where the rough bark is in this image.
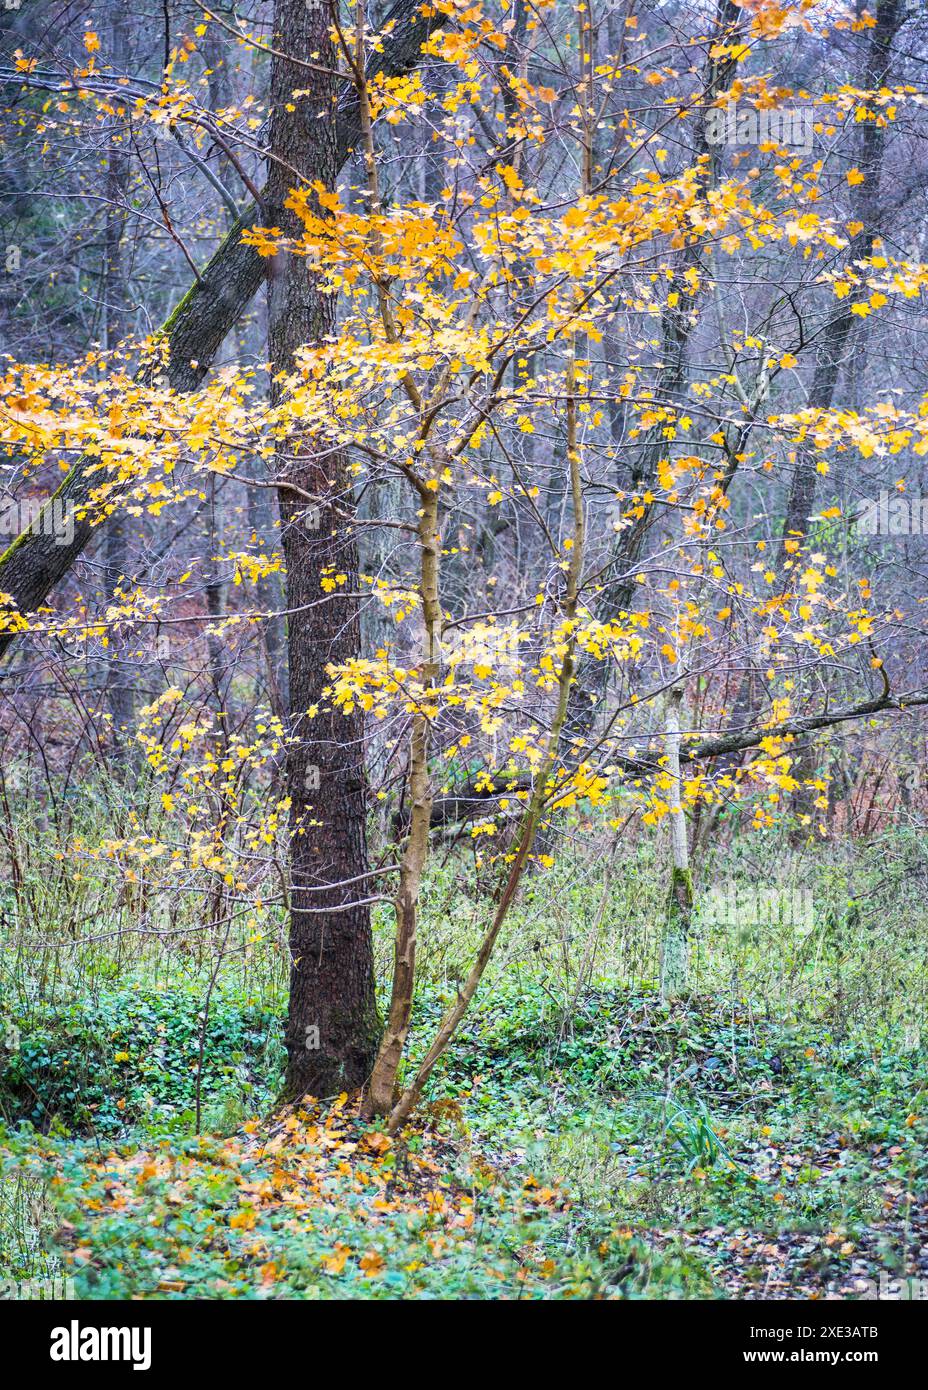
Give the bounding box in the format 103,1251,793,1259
269,0,380,1099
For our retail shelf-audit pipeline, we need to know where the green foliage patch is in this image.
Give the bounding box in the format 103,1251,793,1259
0,979,284,1138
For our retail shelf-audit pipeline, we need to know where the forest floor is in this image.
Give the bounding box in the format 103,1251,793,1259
2,974,926,1299
2,828,927,1298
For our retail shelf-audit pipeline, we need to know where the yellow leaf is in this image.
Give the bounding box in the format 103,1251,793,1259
323,1244,351,1275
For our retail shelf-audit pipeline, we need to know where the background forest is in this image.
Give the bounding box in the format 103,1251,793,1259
1,0,928,1301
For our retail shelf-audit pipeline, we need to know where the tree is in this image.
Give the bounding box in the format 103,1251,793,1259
266,0,380,1096
3,0,928,1131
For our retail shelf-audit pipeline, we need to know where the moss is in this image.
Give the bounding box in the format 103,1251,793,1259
670,864,694,907
156,280,199,341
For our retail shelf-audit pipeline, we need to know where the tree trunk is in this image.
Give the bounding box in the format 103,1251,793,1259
268,0,379,1100
384,335,588,1130
365,492,441,1115
101,2,136,749
661,686,693,1002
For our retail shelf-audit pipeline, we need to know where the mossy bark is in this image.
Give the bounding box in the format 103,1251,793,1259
660,688,693,1002
662,864,694,1003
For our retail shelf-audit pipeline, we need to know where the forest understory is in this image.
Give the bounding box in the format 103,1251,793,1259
3,817,927,1300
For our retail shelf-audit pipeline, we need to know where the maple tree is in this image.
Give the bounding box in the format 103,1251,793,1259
2,0,928,1131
